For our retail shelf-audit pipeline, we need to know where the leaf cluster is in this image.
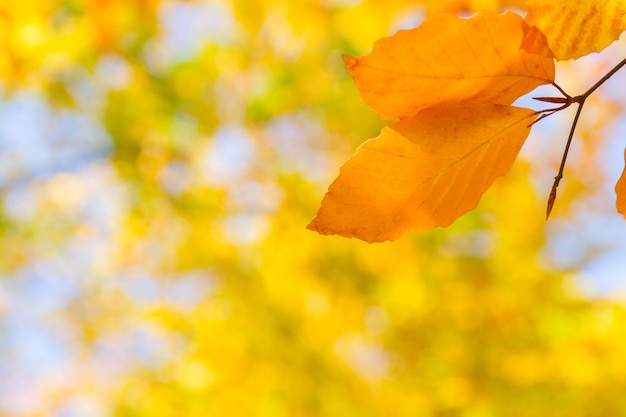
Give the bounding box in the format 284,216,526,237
309,1,626,242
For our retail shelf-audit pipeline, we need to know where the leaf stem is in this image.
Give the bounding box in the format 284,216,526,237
551,81,571,99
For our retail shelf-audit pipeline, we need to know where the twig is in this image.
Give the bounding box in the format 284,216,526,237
546,102,584,219
532,57,626,218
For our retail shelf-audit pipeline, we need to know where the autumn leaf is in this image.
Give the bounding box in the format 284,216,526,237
308,104,536,242
308,11,555,242
343,11,554,120
616,149,626,218
525,0,626,60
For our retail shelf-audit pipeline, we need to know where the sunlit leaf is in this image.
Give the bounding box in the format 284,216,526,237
525,0,626,60
310,11,554,241
308,104,536,242
344,11,554,120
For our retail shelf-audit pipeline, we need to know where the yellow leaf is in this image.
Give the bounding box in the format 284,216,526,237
616,149,626,218
344,11,554,120
525,0,626,60
307,104,536,242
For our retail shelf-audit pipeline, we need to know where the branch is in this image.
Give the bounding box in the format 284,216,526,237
532,56,626,218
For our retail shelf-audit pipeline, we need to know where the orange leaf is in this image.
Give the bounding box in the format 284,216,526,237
525,0,626,60
344,11,554,120
616,149,626,218
307,104,536,242
309,11,555,242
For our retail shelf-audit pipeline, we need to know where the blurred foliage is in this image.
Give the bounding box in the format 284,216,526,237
1,1,626,416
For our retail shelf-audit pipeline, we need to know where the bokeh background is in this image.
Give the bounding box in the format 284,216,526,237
1,0,626,416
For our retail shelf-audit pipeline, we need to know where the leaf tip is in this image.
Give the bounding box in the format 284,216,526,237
306,216,322,234
342,54,356,69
